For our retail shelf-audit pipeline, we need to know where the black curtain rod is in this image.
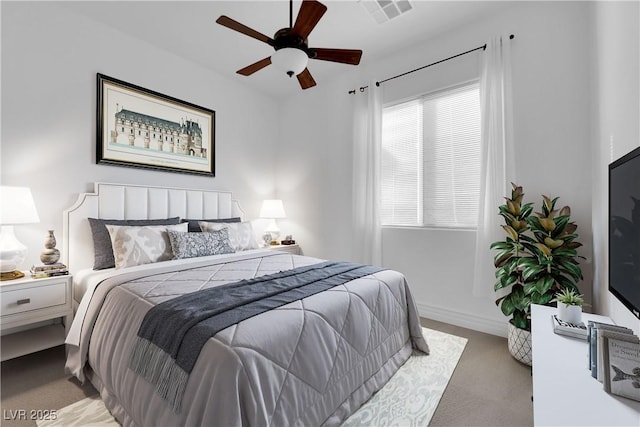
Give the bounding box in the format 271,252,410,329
348,34,514,95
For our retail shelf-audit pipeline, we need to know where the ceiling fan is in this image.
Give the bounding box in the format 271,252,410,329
216,0,363,90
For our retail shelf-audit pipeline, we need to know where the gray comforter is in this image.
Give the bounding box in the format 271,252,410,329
65,251,429,426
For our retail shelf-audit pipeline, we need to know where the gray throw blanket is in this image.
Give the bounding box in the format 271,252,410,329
129,261,383,412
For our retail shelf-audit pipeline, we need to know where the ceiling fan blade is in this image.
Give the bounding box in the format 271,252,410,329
297,68,316,89
310,48,362,65
292,0,327,39
216,16,274,46
237,57,272,76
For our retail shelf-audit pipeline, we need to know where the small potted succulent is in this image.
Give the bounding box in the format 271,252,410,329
552,288,585,324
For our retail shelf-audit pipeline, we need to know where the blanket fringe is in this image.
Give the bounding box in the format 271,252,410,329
129,337,188,413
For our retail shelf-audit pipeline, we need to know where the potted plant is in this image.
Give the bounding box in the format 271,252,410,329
491,183,584,365
552,288,585,325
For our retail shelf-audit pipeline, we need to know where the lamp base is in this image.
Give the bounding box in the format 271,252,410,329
265,225,280,244
0,270,25,281
1,225,28,276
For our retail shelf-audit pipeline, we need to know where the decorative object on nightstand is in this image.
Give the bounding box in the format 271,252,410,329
40,230,61,265
260,199,286,245
281,234,296,245
0,186,40,281
30,262,69,279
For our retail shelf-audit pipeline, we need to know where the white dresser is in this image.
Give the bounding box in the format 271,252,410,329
531,304,640,426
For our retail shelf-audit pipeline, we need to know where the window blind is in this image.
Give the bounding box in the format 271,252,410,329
381,82,481,228
381,99,423,226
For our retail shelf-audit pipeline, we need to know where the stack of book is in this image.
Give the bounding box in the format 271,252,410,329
587,321,640,402
30,263,69,279
551,315,588,340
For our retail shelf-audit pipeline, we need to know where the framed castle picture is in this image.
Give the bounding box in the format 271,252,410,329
96,74,215,176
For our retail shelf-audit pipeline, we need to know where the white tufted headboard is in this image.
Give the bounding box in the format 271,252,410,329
62,182,245,273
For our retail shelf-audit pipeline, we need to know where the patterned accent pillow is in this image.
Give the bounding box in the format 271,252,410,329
198,221,259,252
105,223,188,269
88,217,182,270
168,229,235,259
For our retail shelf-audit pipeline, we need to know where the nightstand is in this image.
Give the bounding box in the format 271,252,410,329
0,274,73,361
266,244,301,255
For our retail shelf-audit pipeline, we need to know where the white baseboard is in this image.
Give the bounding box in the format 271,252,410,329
416,302,508,338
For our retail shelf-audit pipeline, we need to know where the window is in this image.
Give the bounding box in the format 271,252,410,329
381,82,481,228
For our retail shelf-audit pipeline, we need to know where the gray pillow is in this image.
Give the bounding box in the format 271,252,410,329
182,217,241,232
88,217,181,270
167,229,235,259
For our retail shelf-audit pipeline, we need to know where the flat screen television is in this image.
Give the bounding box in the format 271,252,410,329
609,145,640,319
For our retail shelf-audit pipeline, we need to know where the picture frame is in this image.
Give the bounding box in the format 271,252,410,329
96,73,215,176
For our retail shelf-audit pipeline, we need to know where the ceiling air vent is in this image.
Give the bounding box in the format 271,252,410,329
360,0,413,24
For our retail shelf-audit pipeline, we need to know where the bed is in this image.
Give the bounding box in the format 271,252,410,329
63,182,429,426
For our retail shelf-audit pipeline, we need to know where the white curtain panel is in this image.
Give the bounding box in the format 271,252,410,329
472,35,516,297
352,81,383,266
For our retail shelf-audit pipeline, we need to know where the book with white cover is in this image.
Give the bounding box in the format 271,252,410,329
603,333,640,401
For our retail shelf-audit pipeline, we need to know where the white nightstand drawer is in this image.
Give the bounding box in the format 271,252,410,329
1,281,66,316
266,244,300,255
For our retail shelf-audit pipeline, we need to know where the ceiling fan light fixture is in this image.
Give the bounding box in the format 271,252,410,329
217,0,361,89
271,47,308,77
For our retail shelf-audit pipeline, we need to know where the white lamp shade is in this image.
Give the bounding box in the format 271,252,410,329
0,186,40,224
260,200,286,219
271,48,308,76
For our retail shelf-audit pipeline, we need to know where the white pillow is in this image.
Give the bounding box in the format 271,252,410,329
105,223,188,269
198,221,259,251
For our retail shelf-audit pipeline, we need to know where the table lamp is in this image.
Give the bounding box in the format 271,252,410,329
0,186,40,280
259,199,286,245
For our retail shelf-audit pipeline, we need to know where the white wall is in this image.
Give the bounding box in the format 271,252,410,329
1,2,280,268
279,1,596,336
592,1,640,334
275,72,355,260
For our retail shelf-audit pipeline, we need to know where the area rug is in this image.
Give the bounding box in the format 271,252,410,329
39,328,467,427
